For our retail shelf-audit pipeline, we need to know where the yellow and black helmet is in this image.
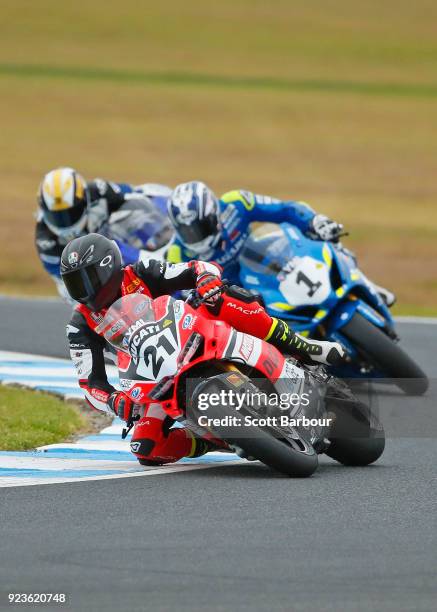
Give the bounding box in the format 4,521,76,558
38,167,89,240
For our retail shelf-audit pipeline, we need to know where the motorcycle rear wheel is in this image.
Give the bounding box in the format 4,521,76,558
325,395,385,466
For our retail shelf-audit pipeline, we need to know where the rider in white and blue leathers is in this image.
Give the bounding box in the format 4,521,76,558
166,181,395,306
36,167,173,300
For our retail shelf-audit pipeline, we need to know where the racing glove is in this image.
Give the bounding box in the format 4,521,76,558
196,272,223,303
311,214,344,242
87,200,108,233
107,391,135,421
87,180,126,232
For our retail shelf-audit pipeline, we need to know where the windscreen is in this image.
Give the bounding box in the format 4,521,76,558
239,223,295,276
102,199,173,251
97,294,157,353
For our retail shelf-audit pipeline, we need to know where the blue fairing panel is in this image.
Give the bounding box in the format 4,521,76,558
40,256,61,278
116,240,141,266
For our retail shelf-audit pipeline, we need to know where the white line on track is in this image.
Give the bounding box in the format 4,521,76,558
0,459,245,488
0,350,245,487
395,316,437,325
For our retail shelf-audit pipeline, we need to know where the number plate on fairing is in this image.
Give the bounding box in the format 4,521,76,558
277,256,331,306
130,320,181,382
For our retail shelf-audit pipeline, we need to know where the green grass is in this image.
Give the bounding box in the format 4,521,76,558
0,386,87,450
2,63,437,99
2,1,437,85
0,0,436,314
392,304,437,317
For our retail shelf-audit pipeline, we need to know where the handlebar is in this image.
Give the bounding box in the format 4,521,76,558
185,280,229,308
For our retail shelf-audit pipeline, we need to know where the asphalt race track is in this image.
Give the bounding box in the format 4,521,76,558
1,297,436,612
0,296,72,358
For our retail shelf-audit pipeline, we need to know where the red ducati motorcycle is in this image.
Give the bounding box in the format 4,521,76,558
99,292,385,477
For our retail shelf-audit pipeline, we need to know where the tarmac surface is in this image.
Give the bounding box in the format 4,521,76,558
0,296,436,611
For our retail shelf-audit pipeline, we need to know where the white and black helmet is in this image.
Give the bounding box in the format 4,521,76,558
38,167,89,241
168,181,221,254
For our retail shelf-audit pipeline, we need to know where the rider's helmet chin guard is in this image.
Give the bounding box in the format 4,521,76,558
39,167,89,240
60,233,123,312
168,181,222,254
183,232,221,256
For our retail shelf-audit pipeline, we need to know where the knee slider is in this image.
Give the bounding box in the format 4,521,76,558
138,458,164,466
130,438,156,458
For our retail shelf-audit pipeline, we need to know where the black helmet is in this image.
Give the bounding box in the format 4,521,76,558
61,234,123,311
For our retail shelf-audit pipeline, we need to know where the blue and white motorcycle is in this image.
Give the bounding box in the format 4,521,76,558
100,185,174,263
239,222,428,395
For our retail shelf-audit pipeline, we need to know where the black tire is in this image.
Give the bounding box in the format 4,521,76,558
326,396,385,466
341,311,428,395
328,436,385,466
191,374,318,478
214,409,318,478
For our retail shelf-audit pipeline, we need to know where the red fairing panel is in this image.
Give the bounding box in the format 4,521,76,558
222,330,285,380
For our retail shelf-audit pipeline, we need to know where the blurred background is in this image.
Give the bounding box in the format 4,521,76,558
0,0,436,313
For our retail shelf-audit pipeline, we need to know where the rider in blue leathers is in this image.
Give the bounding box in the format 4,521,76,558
166,181,395,306
35,167,172,300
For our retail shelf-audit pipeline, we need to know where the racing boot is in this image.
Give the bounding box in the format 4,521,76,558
189,435,229,457
137,435,226,466
265,318,345,366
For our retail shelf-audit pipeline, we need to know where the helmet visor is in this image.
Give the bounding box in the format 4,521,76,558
62,266,106,304
43,202,86,229
176,214,219,247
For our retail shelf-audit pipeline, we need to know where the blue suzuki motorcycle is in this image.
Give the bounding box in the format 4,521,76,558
239,222,428,395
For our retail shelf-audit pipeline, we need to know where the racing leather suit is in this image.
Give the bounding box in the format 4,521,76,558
67,259,282,465
36,180,171,300
167,189,317,284
166,189,396,308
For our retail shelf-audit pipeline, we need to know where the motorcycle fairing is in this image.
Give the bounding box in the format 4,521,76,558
239,222,394,337
105,294,307,418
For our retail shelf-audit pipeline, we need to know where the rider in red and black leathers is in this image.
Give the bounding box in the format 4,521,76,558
68,258,232,412
63,234,344,465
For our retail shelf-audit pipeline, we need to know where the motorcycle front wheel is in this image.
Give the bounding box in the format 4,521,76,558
190,369,319,478
341,311,428,396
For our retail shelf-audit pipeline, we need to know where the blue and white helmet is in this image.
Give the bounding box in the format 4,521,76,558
168,181,221,254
